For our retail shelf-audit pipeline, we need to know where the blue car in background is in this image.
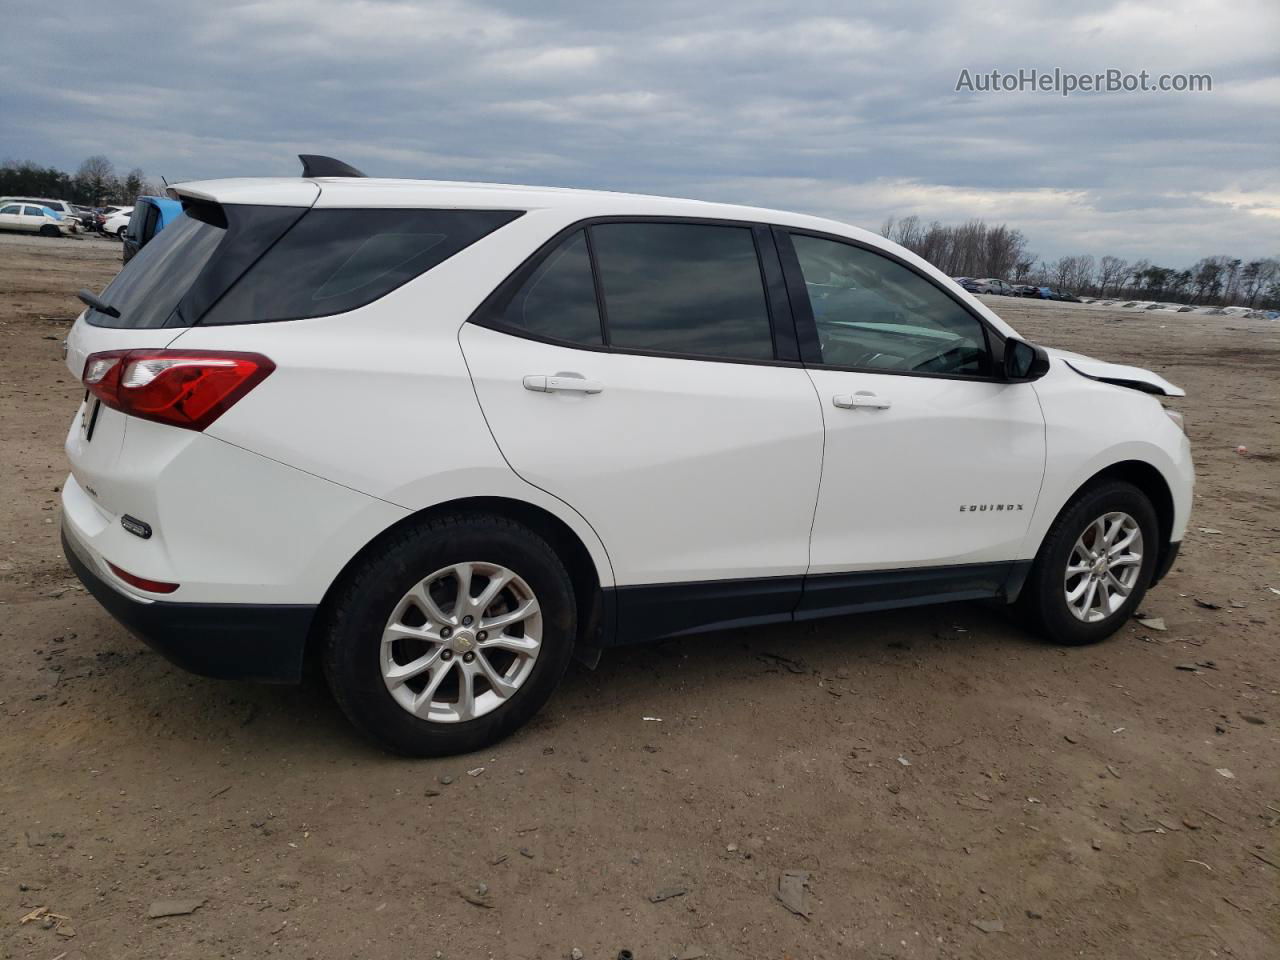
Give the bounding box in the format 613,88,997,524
122,195,183,263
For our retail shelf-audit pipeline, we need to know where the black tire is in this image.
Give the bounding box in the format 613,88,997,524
1017,481,1159,645
116,226,126,238
39,224,59,237
322,512,576,756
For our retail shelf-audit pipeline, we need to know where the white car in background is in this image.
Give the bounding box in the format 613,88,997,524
61,155,1194,756
102,207,134,237
0,197,79,232
0,201,76,236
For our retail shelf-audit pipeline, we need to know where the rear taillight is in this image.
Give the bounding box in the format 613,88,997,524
82,349,275,431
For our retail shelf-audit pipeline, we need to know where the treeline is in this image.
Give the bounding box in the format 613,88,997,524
881,215,1033,283
1,156,164,207
1032,254,1280,308
881,214,1280,309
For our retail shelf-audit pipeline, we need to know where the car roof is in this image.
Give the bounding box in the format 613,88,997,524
170,176,877,236
165,175,1024,340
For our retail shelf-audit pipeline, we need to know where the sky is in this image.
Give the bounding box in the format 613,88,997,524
2,0,1277,266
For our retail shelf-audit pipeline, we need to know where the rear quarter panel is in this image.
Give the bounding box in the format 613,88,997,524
169,210,617,587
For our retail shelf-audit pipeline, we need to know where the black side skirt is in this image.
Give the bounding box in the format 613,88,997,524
604,560,1032,647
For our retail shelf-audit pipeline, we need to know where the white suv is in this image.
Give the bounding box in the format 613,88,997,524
61,156,1193,756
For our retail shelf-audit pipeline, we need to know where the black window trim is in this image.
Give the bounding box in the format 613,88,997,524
468,214,808,369
773,226,1014,383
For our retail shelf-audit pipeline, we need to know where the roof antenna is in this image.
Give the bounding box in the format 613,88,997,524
299,154,367,178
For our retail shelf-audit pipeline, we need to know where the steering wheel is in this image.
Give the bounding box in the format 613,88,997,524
901,342,965,372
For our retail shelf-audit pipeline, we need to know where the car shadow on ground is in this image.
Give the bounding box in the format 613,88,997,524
88,598,1038,759
65,597,1042,763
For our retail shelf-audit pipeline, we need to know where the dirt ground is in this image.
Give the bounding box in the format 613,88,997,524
1,233,1277,960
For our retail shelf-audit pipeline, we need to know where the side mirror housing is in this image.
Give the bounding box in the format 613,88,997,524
1003,338,1050,382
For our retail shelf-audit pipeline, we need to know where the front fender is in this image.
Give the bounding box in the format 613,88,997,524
1025,368,1193,559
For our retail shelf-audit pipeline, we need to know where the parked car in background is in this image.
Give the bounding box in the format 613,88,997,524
1032,287,1083,302
1013,284,1039,297
71,204,105,232
121,196,182,262
0,202,76,236
102,207,134,237
0,197,80,232
61,155,1193,756
960,278,1017,296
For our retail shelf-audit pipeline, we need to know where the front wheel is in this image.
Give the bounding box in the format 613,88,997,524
39,224,60,237
322,513,577,756
1018,481,1159,645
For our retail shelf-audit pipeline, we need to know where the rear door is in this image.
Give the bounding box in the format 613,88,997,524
23,206,49,231
461,218,824,631
64,203,252,509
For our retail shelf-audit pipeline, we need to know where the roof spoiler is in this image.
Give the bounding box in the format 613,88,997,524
299,154,367,178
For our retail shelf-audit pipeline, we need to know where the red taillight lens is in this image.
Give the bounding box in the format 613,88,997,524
106,561,179,594
81,349,275,431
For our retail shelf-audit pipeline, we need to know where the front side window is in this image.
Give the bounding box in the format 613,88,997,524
24,206,46,217
791,233,991,376
203,208,521,324
590,222,774,361
499,230,602,345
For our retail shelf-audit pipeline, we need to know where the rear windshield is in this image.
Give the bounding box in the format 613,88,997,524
86,212,227,328
85,205,521,329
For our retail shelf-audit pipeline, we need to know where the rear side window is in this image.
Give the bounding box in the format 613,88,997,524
499,230,602,345
590,222,774,361
202,208,521,325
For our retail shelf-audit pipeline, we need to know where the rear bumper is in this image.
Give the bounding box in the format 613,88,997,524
62,524,313,683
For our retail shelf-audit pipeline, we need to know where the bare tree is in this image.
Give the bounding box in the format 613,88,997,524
1096,256,1128,296
76,155,117,206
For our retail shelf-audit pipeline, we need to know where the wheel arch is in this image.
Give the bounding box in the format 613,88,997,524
1040,459,1177,587
308,495,612,669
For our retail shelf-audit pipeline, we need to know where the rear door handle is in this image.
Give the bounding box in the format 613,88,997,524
523,374,604,395
833,391,891,410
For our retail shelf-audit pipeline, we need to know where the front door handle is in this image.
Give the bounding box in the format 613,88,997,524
524,374,604,395
833,391,891,410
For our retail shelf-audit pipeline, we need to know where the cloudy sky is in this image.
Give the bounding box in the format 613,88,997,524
3,0,1277,265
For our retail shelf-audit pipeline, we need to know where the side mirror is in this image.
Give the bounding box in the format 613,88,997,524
1003,338,1050,381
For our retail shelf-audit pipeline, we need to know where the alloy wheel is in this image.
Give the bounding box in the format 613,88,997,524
380,561,542,722
1063,511,1144,623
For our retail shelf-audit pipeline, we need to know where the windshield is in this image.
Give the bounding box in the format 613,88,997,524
86,213,226,328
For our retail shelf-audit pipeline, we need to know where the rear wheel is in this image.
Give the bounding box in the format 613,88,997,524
116,226,127,238
1018,481,1159,645
322,513,576,756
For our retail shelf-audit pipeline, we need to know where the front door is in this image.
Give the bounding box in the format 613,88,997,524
778,230,1046,585
0,204,24,231
461,220,825,639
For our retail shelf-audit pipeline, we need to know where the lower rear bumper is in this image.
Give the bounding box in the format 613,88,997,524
62,525,314,684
